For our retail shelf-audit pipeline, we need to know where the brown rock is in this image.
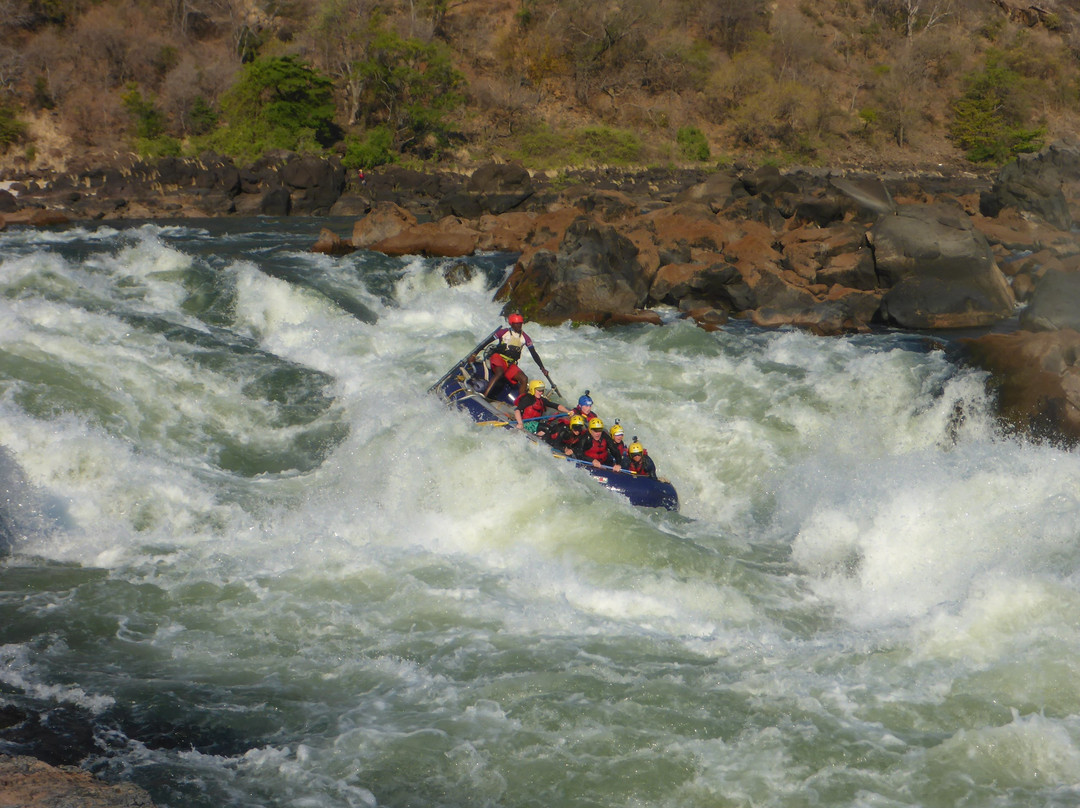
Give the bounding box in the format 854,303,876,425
372,218,478,257
351,202,417,249
28,209,70,227
312,227,356,256
475,212,535,253
0,754,157,808
961,329,1080,444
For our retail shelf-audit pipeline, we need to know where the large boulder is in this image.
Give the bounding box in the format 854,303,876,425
1019,269,1080,331
980,145,1073,230
499,216,650,324
961,329,1080,445
371,217,478,257
280,156,346,214
352,202,417,248
868,203,1015,328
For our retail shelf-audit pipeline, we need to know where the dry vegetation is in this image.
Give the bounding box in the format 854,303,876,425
1,0,1080,174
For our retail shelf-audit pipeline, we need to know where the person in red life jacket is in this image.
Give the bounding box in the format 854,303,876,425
469,313,551,399
570,392,599,422
626,439,657,478
576,417,622,471
546,413,588,456
514,379,568,437
609,422,628,462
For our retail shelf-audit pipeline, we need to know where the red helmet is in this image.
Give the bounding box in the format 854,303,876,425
508,313,524,325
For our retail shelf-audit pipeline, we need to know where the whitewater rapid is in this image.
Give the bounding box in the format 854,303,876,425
1,220,1079,808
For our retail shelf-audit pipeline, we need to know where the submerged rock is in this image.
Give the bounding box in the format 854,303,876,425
0,755,158,808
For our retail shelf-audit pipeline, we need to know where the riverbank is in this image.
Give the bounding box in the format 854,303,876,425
4,145,1080,445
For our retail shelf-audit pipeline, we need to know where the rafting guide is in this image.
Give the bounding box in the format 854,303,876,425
469,313,553,399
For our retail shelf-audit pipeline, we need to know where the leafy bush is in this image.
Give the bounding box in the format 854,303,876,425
676,126,711,161
355,29,464,157
204,55,338,163
950,52,1045,164
0,105,27,153
576,126,642,164
122,86,167,140
342,127,397,168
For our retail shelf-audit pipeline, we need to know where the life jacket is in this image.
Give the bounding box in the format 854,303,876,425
582,435,611,464
628,449,651,475
519,395,546,420
489,330,525,364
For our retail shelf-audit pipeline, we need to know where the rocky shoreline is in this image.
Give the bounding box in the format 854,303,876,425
4,146,1080,447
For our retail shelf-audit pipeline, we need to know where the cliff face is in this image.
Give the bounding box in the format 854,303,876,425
2,0,1080,177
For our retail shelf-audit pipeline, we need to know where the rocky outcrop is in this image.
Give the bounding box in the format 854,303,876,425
868,203,1016,328
961,329,1080,445
499,217,649,323
0,754,158,808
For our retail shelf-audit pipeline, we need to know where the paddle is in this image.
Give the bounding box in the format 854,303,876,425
541,368,562,399
478,412,564,427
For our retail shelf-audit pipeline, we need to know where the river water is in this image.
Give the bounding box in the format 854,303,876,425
1,218,1079,807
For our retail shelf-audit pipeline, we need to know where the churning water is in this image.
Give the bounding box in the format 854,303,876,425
1,218,1079,807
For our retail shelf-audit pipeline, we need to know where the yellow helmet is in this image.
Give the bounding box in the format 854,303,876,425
528,379,546,396
610,424,624,438
569,414,586,430
628,442,644,456
588,417,604,431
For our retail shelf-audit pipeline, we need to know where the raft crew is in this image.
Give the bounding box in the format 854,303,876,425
626,439,657,478
609,422,628,462
514,379,568,437
470,313,551,399
546,413,589,456
570,392,599,422
576,417,622,471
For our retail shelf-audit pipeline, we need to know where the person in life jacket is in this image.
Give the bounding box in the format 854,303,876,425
469,313,551,399
570,392,599,422
546,413,588,456
514,379,568,437
609,422,628,462
576,417,622,471
626,439,657,478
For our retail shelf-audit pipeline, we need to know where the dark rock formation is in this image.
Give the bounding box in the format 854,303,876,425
868,203,1015,328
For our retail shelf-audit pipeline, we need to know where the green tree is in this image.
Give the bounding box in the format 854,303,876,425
676,126,710,161
356,29,463,156
0,103,27,152
950,51,1045,163
208,55,338,162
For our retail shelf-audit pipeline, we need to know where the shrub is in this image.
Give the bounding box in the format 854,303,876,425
576,126,642,164
950,52,1045,164
122,86,167,140
0,104,27,153
676,126,711,161
342,126,397,168
204,55,338,163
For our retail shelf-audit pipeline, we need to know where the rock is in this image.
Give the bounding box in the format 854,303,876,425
312,227,356,256
868,203,1016,328
0,190,17,213
500,216,649,323
280,155,346,213
372,218,478,257
830,176,896,217
1019,269,1080,331
351,202,417,248
259,187,291,216
981,148,1073,230
28,209,70,227
961,329,1080,445
467,162,532,194
443,261,475,286
0,754,158,808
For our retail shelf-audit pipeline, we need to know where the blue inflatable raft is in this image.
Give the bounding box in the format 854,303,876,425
430,348,679,511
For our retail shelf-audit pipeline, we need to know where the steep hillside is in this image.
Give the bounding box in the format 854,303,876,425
1,0,1080,176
